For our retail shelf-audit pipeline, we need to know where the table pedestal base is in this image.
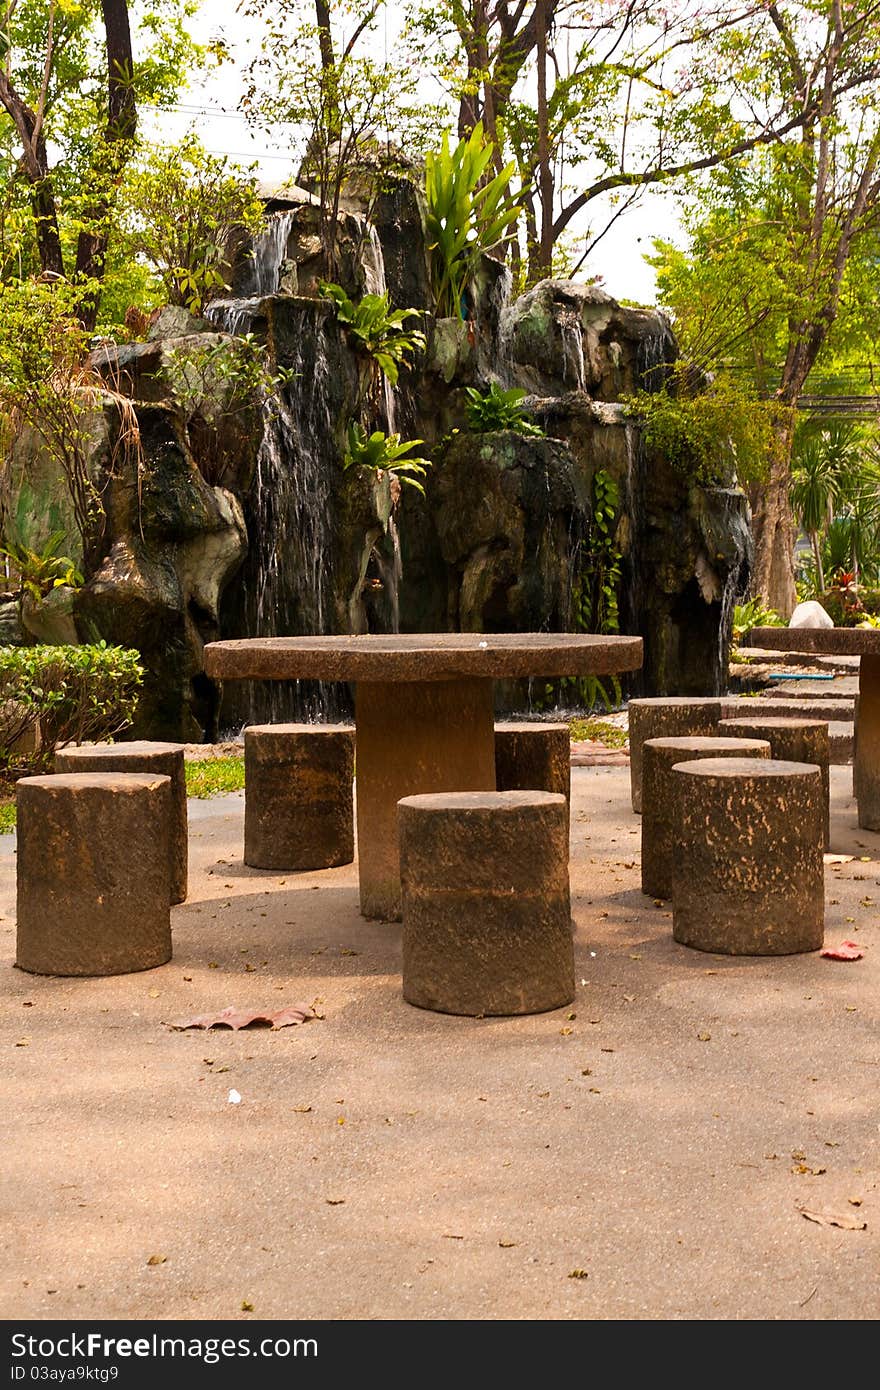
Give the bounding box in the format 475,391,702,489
857,653,880,830
355,677,496,919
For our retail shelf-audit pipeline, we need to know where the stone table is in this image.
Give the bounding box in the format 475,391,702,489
747,625,880,829
204,633,643,918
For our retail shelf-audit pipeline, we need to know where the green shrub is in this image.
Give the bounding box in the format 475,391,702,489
624,376,781,487
0,643,143,775
464,383,544,436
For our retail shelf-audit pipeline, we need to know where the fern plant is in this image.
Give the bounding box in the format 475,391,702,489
320,283,425,386
425,123,521,319
0,532,83,601
343,424,431,496
464,382,544,436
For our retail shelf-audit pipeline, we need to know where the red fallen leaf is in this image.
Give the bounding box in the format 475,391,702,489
170,1004,316,1031
820,941,865,961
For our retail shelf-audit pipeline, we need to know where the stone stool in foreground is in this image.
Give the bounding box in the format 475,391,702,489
628,697,722,813
55,741,188,902
16,773,172,976
719,716,831,847
244,724,355,870
399,790,573,1016
494,721,570,803
670,757,824,955
641,735,771,898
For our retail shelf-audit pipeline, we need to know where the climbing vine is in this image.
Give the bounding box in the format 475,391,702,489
562,468,624,710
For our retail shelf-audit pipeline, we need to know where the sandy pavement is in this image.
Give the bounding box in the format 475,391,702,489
1,764,878,1321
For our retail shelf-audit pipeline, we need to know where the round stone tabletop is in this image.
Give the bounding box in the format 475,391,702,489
204,632,644,683
747,626,880,655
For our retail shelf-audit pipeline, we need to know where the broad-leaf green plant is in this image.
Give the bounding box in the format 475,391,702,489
320,283,425,387
0,532,83,601
425,124,521,320
464,383,544,436
732,597,784,643
343,424,431,496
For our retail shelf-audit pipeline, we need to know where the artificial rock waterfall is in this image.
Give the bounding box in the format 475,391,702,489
0,172,752,739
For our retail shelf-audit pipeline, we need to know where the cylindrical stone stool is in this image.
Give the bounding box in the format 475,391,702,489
670,757,825,955
629,697,722,813
55,741,188,902
399,790,573,1016
642,736,771,898
719,716,831,847
244,723,355,870
16,773,173,976
494,721,570,803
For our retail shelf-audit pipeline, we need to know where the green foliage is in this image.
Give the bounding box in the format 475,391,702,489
562,469,623,712
0,800,15,833
319,283,425,386
425,124,520,319
0,0,205,316
731,598,784,643
118,137,265,315
185,756,246,799
0,277,141,568
625,376,779,487
343,424,431,496
464,383,544,436
0,532,83,601
0,643,143,774
161,335,292,417
792,423,880,592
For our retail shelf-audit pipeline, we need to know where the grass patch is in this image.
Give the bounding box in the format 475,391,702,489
568,717,628,749
185,756,245,799
0,800,15,834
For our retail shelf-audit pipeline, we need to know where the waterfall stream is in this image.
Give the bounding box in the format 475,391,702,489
206,209,409,726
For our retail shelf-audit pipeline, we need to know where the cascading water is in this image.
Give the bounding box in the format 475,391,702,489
220,298,346,725
209,205,416,726
205,297,264,338
361,225,387,296
234,209,300,297
372,508,403,634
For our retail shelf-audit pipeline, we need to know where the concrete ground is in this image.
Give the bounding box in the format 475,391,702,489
1,764,878,1322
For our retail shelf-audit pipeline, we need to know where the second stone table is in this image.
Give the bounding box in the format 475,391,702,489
204,632,643,919
747,625,878,830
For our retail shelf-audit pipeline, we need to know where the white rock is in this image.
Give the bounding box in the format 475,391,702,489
789,600,834,629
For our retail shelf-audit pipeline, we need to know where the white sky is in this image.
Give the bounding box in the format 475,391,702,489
142,0,682,306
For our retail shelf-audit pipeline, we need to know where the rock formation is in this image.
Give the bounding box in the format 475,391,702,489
0,169,752,736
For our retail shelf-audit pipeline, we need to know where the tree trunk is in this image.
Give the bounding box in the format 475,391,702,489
74,0,137,328
533,0,554,281
750,415,798,617
0,73,66,276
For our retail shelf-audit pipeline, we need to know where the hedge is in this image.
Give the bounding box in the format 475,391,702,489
0,643,143,775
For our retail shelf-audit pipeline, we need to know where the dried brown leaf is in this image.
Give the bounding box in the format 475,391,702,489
170,1004,316,1031
798,1206,867,1231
